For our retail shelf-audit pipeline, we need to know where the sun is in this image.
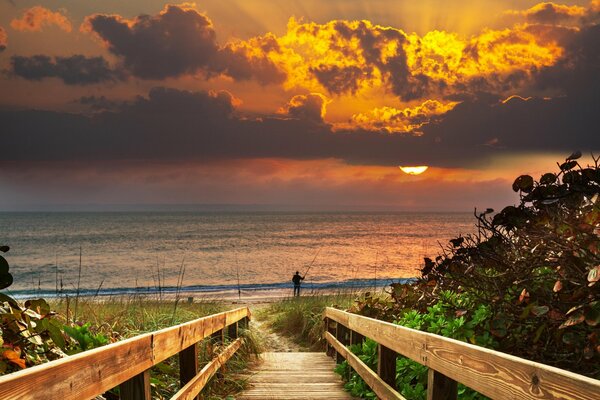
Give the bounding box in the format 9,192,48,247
399,166,429,175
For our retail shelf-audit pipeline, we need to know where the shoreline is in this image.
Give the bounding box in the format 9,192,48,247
8,277,415,301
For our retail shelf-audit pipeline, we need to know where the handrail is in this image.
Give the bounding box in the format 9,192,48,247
324,307,600,400
0,306,251,400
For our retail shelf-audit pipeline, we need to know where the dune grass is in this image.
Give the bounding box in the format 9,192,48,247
256,293,355,350
47,295,260,399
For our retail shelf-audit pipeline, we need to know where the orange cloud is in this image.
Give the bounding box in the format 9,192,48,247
10,6,72,33
344,100,458,134
0,27,7,51
505,2,586,24
238,18,563,102
278,93,330,122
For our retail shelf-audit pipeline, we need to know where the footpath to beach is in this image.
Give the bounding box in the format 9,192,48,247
235,302,354,400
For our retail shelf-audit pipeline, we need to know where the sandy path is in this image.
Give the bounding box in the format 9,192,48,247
245,302,309,352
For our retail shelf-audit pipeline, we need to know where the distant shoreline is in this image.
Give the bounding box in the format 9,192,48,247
8,277,416,300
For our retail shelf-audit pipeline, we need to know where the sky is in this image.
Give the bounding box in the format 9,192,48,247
0,0,598,211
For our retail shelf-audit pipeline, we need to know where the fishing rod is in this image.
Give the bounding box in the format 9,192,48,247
302,248,321,278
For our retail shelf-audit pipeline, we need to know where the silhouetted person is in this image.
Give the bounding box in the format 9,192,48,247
292,271,304,297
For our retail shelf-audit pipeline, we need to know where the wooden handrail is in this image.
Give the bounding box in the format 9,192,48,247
0,307,251,400
324,307,600,400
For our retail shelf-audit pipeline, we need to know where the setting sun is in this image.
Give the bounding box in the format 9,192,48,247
399,166,429,175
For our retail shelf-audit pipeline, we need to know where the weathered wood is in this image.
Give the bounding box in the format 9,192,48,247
171,338,243,400
238,352,354,400
120,369,151,400
325,332,406,400
427,369,457,400
0,307,250,400
378,344,397,390
179,344,199,400
228,321,238,339
335,323,349,365
324,307,600,400
350,330,365,346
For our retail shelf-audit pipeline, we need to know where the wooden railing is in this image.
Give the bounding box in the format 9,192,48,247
324,307,600,400
0,307,251,400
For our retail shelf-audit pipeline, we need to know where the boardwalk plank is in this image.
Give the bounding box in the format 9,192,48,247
237,352,355,400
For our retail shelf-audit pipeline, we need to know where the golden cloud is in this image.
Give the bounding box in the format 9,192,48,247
341,100,458,134
10,6,72,33
505,2,586,24
239,17,563,102
278,93,330,122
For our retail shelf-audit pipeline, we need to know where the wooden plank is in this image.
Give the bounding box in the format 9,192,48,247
378,344,397,390
0,307,250,400
0,333,154,400
179,344,199,400
324,308,600,400
171,338,243,400
325,332,405,400
427,369,457,400
120,369,151,400
238,352,353,400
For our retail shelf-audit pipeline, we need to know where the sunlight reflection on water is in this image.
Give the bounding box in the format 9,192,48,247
1,212,475,292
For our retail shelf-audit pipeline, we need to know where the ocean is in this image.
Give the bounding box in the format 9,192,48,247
0,212,475,298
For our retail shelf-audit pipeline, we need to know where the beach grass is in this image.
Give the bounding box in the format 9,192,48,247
256,293,355,350
47,295,259,399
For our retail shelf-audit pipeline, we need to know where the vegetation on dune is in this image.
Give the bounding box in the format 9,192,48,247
334,154,599,399
258,294,355,350
0,259,258,400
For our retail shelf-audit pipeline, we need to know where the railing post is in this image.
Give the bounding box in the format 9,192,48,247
335,323,350,365
377,344,398,390
347,330,364,380
120,369,151,400
427,369,457,400
228,321,238,339
211,328,225,379
324,317,335,357
179,344,199,400
239,316,249,331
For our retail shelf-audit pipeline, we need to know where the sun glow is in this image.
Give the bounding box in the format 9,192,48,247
399,166,429,175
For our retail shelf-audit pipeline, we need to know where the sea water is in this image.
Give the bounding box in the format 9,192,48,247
0,212,474,297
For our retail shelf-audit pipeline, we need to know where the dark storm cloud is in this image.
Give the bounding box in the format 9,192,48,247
85,4,284,83
77,95,121,111
281,93,327,123
10,54,121,85
0,82,597,169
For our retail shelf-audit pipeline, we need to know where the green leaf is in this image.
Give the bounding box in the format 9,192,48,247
559,312,584,329
540,173,557,185
512,175,534,193
24,299,50,316
587,266,599,285
47,323,66,349
531,306,549,317
560,160,578,171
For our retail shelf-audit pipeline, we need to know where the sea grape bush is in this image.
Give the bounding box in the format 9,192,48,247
0,247,111,375
339,289,493,399
337,154,599,398
422,153,599,377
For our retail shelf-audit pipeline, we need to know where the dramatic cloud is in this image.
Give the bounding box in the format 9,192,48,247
255,18,562,101
10,55,121,85
84,4,284,83
346,100,458,134
10,6,72,32
505,2,586,25
0,27,7,52
279,93,329,123
0,86,597,170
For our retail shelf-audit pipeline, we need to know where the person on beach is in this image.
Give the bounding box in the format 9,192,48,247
292,271,304,296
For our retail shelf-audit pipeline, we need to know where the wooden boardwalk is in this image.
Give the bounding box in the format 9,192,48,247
237,352,354,400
